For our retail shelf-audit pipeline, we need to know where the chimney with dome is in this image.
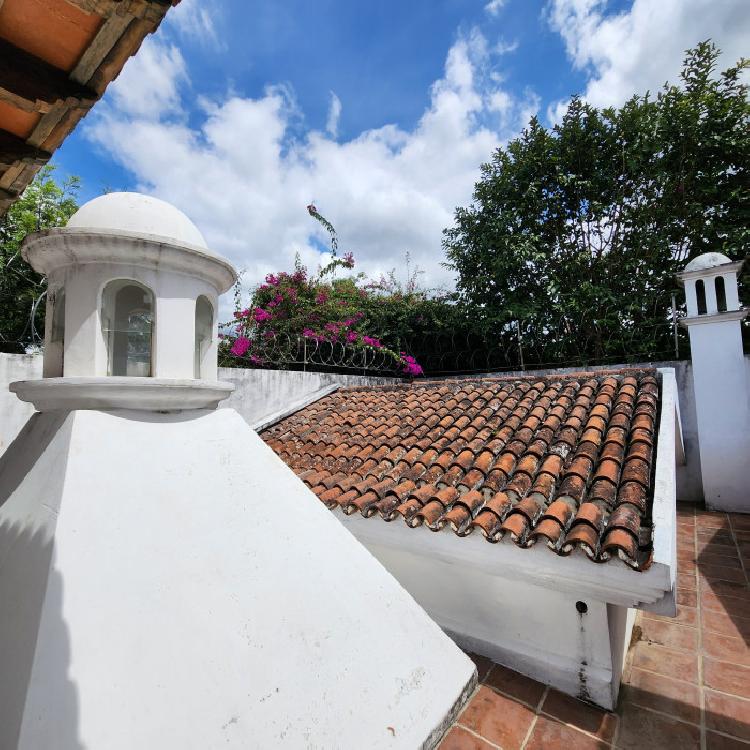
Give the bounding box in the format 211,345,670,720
678,252,749,512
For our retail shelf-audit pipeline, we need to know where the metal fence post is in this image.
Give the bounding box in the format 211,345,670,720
516,320,525,371
671,294,679,359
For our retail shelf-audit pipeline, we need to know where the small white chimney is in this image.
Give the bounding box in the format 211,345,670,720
679,253,749,512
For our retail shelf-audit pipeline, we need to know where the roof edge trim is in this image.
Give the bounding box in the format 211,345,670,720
340,511,672,609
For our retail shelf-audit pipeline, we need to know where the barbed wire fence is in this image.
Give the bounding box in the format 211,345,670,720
220,294,713,378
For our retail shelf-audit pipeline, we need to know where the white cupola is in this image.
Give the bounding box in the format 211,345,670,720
0,192,474,748
680,252,743,318
678,253,749,512
11,192,236,411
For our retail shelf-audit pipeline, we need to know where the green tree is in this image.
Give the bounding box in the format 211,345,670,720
0,166,80,352
444,41,749,367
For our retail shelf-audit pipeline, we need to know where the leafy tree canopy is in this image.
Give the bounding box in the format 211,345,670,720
0,166,79,352
444,41,749,367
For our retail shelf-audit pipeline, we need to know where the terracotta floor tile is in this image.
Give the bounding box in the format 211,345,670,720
700,552,744,569
616,703,700,750
644,605,698,628
466,651,494,683
697,514,731,530
698,538,738,555
524,715,608,750
639,618,699,653
703,658,750,699
702,634,750,668
700,565,748,584
540,689,617,742
701,590,750,620
630,642,699,683
621,667,700,724
678,548,698,564
484,664,545,708
458,685,535,749
439,725,497,750
678,588,698,608
680,559,698,576
698,535,736,551
705,690,750,742
705,731,750,749
729,514,750,532
702,607,750,640
679,571,697,591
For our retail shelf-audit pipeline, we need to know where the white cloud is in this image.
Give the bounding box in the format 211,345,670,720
494,38,519,55
485,0,506,16
85,29,538,312
167,0,223,50
547,0,750,108
325,92,342,138
107,38,186,119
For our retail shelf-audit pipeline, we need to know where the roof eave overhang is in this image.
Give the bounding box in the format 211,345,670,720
340,511,673,610
338,369,681,615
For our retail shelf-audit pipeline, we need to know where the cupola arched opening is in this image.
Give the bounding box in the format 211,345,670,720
194,295,214,378
715,276,727,313
101,280,154,376
695,279,707,315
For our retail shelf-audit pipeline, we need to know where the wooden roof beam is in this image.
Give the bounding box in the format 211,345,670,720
0,39,97,115
0,129,50,170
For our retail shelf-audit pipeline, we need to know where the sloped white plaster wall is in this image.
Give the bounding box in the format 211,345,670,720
0,408,475,749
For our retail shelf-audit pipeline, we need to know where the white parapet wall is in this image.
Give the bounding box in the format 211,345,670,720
0,354,41,455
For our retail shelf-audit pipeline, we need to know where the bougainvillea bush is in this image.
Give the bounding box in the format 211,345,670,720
222,206,463,376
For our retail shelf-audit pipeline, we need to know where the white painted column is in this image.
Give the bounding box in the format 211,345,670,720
704,278,718,314
685,317,750,511
723,273,741,311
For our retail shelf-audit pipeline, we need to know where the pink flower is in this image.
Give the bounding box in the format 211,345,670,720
265,273,280,286
253,307,272,322
249,354,264,365
401,354,423,377
230,337,251,357
362,336,381,348
343,251,355,268
316,292,328,304
302,328,316,338
346,331,358,343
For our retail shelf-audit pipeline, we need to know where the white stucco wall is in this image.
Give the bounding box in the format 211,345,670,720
685,319,750,511
0,408,475,749
0,354,42,455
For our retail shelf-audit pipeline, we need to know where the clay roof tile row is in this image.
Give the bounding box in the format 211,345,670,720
262,369,662,570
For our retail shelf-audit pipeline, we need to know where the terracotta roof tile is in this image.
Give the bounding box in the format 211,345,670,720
261,368,662,570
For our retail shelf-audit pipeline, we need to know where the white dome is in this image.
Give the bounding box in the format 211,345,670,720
684,252,732,272
67,192,208,249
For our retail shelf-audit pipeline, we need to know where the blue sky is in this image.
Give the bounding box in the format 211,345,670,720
53,0,749,298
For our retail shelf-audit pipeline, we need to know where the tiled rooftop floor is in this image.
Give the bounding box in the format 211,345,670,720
440,503,750,749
